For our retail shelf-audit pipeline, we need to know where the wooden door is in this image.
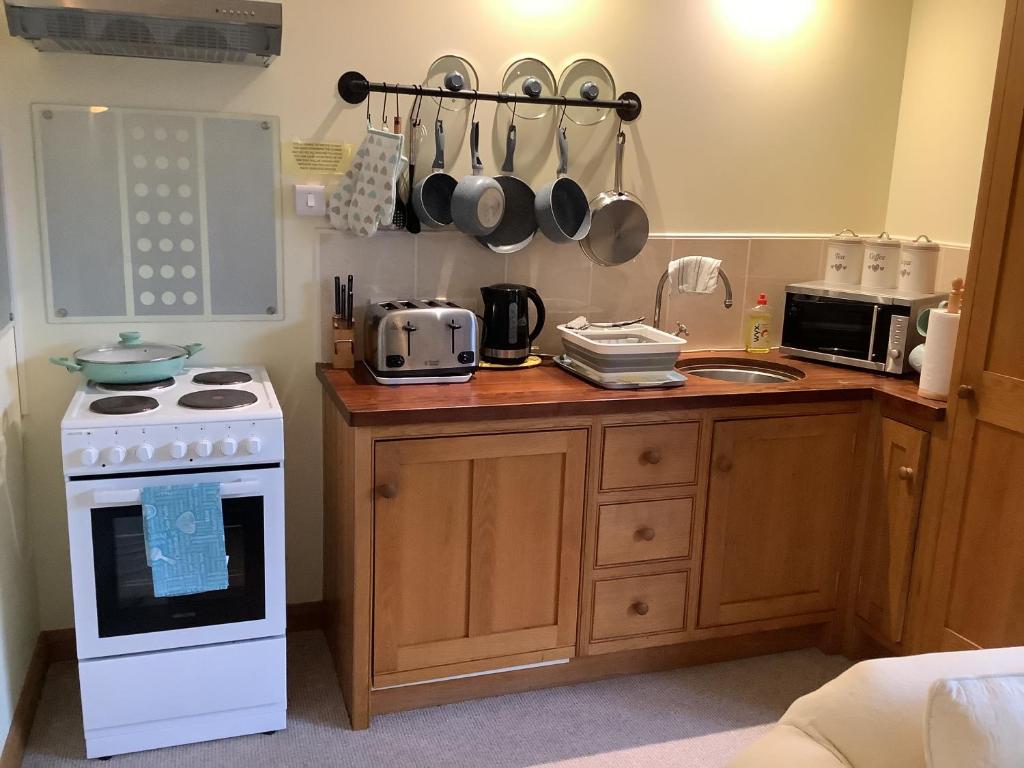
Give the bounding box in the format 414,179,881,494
372,429,587,685
926,0,1024,652
698,413,859,628
855,418,929,644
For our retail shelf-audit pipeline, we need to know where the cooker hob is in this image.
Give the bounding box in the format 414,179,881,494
178,389,258,410
192,370,253,386
89,396,160,415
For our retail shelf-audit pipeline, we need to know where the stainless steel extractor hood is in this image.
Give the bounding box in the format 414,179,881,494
4,0,282,66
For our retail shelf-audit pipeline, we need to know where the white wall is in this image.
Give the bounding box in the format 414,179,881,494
885,0,1005,246
0,321,36,745
0,0,922,630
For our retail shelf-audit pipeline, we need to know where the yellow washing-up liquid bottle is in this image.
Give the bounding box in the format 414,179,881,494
745,292,772,353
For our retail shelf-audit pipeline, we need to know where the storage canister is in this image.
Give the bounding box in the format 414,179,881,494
824,229,864,285
898,235,940,293
861,232,901,289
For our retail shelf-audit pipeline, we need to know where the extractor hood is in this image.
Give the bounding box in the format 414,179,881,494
4,0,282,66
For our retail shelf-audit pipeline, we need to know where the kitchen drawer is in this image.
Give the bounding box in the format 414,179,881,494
600,422,700,490
591,571,688,640
596,497,694,567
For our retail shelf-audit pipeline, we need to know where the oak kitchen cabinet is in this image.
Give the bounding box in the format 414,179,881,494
854,417,929,646
371,430,587,687
699,412,860,628
320,357,946,729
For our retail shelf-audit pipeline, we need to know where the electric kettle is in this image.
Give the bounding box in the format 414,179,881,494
479,284,546,365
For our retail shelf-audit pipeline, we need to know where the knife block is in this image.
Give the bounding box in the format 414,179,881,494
331,315,355,370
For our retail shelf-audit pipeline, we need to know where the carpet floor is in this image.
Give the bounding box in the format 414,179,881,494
23,631,850,767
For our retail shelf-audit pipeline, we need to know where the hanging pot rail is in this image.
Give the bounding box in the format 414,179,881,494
337,70,642,122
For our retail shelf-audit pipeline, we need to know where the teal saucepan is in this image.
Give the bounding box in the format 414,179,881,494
50,331,204,384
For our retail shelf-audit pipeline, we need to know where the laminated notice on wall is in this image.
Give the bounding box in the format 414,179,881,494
284,140,353,176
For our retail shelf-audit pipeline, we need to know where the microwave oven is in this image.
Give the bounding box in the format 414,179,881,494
780,281,946,374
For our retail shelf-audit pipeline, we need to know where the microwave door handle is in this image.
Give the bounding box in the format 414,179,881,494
867,305,880,361
91,481,260,507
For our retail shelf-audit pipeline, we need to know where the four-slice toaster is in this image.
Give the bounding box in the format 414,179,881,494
364,299,479,379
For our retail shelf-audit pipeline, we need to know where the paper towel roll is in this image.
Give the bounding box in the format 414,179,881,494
919,309,960,401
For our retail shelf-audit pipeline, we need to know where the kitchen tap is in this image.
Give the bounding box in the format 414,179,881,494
653,268,734,336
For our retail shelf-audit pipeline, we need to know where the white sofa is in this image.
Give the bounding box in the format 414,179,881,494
729,646,1024,767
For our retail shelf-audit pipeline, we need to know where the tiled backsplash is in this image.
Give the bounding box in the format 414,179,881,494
317,231,969,360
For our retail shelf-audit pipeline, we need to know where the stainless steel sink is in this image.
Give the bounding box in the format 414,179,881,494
677,358,805,384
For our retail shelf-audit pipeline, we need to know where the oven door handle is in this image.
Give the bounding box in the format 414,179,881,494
91,481,262,507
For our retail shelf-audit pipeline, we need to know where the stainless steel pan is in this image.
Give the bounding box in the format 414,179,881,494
580,130,649,266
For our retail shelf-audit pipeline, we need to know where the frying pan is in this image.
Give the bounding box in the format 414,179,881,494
580,130,649,266
477,123,536,253
535,126,591,243
411,119,458,229
452,120,505,236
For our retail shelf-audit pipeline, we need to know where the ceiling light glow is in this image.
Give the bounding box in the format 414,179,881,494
717,0,817,40
89,106,109,114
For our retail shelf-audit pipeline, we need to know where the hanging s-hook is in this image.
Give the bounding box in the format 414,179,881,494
365,86,372,128
559,96,568,129
412,85,424,126
381,83,389,127
471,90,479,123
392,88,400,132
509,98,518,129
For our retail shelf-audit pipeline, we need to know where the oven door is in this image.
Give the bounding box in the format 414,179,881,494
781,292,898,369
66,466,285,659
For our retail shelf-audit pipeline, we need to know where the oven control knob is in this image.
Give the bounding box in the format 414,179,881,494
80,447,99,466
135,443,154,462
219,437,238,457
889,348,902,360
104,445,126,465
242,436,262,456
169,440,188,459
194,439,213,458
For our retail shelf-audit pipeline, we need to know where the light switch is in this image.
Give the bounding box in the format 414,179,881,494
294,184,326,217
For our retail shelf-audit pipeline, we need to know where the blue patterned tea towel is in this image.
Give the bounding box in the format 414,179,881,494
141,483,228,598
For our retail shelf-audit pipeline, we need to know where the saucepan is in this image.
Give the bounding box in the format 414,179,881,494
535,125,591,243
50,331,204,384
452,119,505,236
411,119,458,229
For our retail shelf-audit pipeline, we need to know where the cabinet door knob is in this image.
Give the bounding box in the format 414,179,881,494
378,483,399,499
898,466,915,480
632,601,650,616
957,384,975,399
716,455,733,472
637,527,656,541
642,449,662,465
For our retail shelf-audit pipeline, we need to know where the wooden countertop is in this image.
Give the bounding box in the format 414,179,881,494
317,350,946,427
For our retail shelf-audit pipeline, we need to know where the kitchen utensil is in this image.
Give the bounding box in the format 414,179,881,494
535,124,591,243
424,55,478,114
558,58,616,126
898,235,940,292
347,274,354,327
477,117,537,253
824,229,864,286
564,315,646,330
501,57,558,120
451,119,505,236
387,114,407,230
558,322,686,375
861,232,901,289
480,284,545,365
411,119,458,228
364,298,479,379
553,354,686,390
50,331,204,384
405,97,423,234
580,130,649,267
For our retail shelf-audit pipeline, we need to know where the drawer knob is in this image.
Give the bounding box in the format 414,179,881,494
716,455,733,472
378,482,399,499
957,384,975,400
642,449,662,465
632,601,650,616
898,466,915,480
637,527,656,541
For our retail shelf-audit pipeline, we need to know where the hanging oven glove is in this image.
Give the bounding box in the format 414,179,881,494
331,127,405,237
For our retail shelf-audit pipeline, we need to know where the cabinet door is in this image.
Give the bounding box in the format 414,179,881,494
699,413,859,628
372,430,587,684
855,419,928,644
925,0,1024,652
